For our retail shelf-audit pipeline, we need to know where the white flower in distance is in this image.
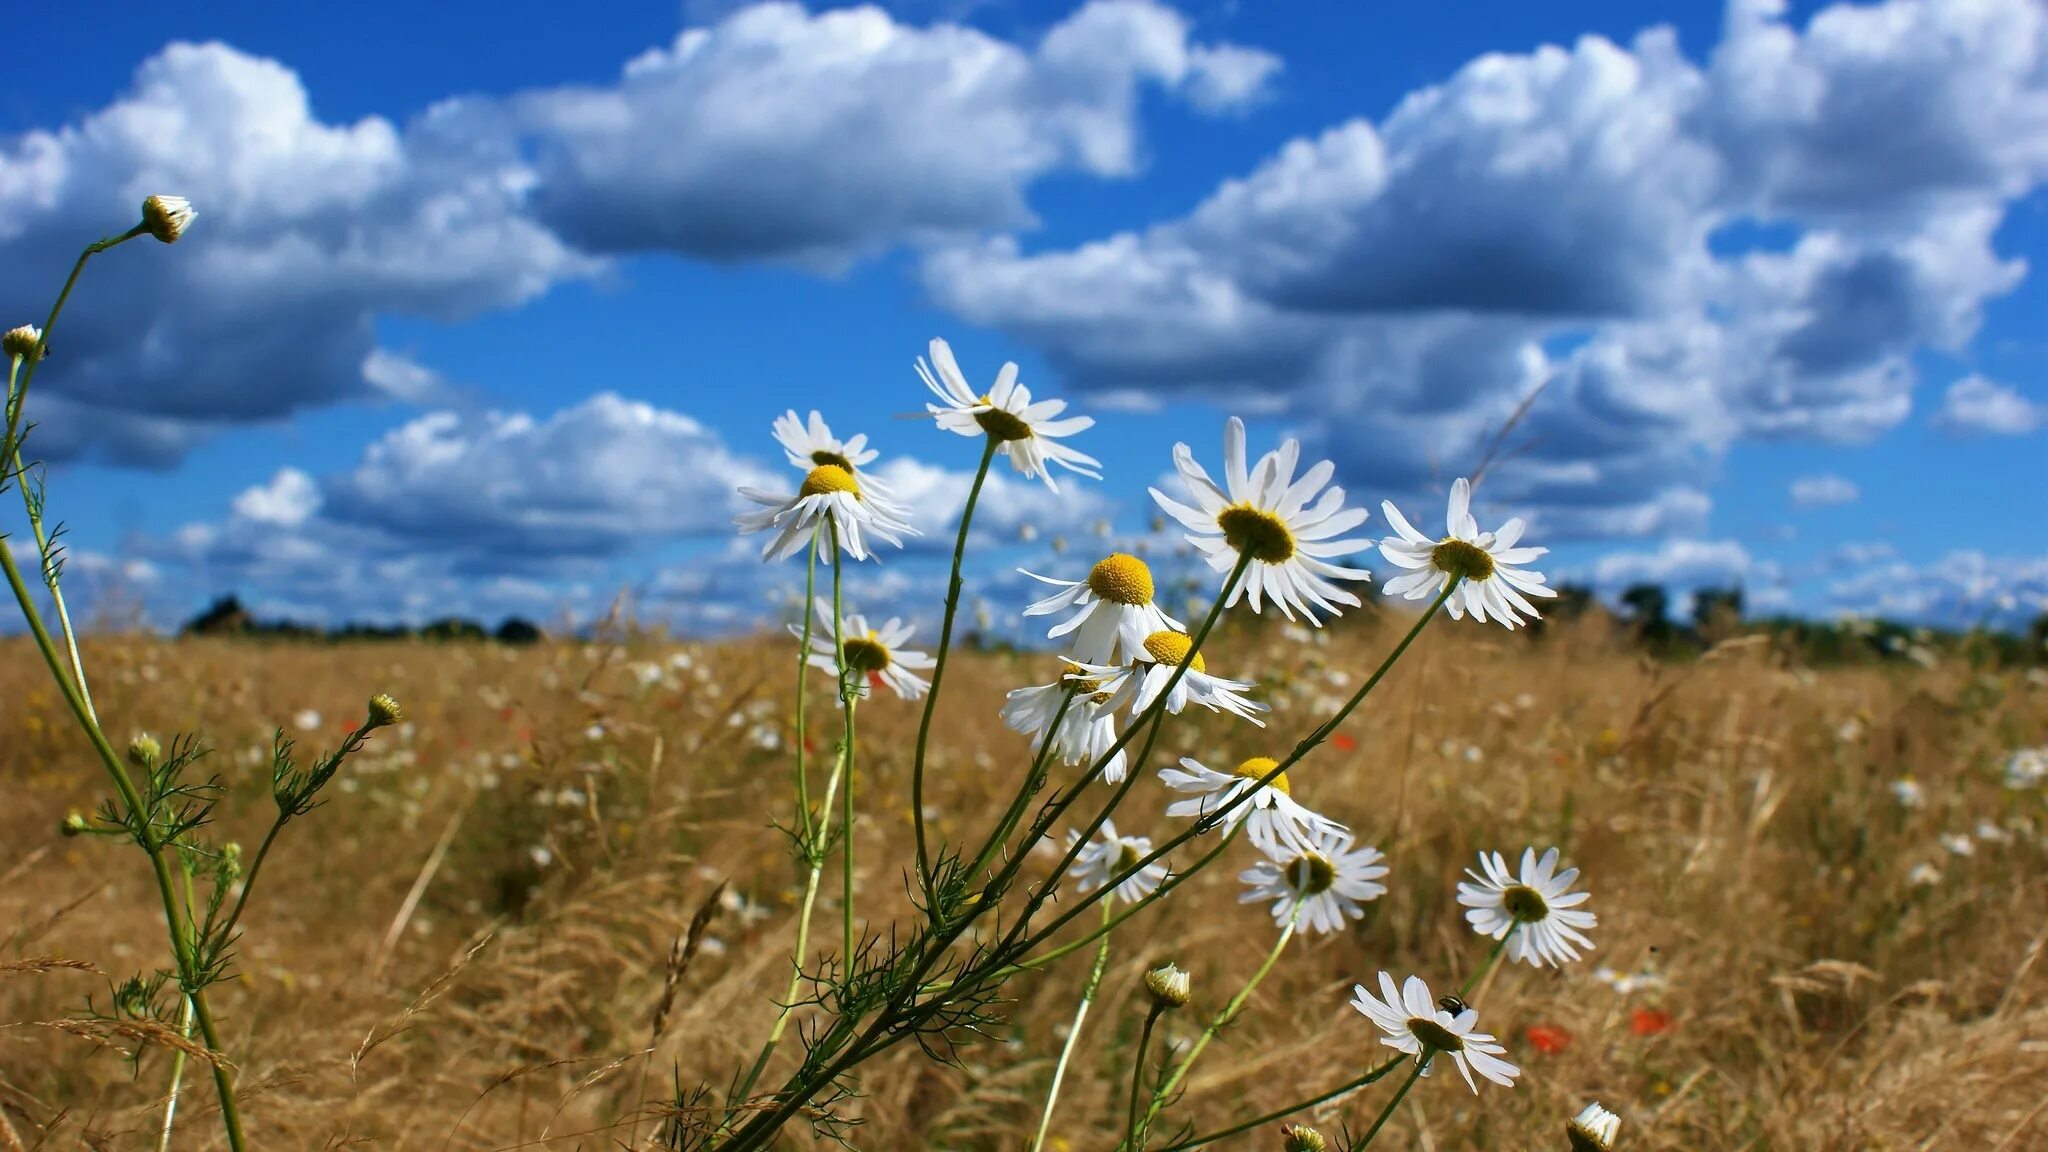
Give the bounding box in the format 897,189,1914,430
736,458,916,562
1380,478,1556,628
792,598,935,701
141,194,196,243
1457,847,1596,968
1021,552,1184,666
1067,819,1168,905
773,409,893,497
919,338,1099,491
1151,417,1373,623
1349,972,1520,1093
1074,629,1269,728
1001,669,1128,782
1160,755,1346,854
1239,828,1388,935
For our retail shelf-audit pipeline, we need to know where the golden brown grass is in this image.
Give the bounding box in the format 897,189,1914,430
2,617,2044,1150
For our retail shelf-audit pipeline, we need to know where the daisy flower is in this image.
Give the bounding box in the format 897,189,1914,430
1379,477,1556,629
1066,819,1168,905
1149,417,1373,623
1456,847,1597,968
1000,670,1129,781
1020,552,1184,666
1349,972,1520,1093
773,409,893,496
736,460,916,562
1238,828,1388,935
919,338,1099,491
1159,755,1346,853
1567,1102,1622,1151
791,598,935,701
1074,629,1269,727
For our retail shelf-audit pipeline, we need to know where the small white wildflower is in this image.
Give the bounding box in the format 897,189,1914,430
1159,755,1346,854
1457,847,1597,968
1349,972,1520,1092
1567,1102,1621,1151
1151,417,1373,623
920,338,1099,490
1379,478,1556,628
1939,832,1976,857
1890,778,1926,808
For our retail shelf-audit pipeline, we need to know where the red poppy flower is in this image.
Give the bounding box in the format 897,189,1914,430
1524,1024,1572,1054
1332,733,1357,752
1630,1008,1674,1037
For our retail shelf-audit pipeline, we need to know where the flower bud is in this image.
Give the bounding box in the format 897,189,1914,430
60,812,89,837
1143,962,1190,1010
2,324,45,361
219,841,244,882
1567,1102,1621,1151
142,195,195,244
1280,1124,1327,1152
128,733,162,767
366,693,403,729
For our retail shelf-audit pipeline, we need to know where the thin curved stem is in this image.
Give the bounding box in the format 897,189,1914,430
1123,1007,1163,1151
911,437,998,893
1346,1055,1430,1151
1028,901,1114,1152
1151,1055,1407,1152
1140,910,1301,1139
830,526,856,966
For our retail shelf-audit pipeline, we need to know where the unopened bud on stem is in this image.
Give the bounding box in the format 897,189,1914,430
127,734,161,767
141,195,195,244
1144,962,1190,1010
365,693,403,729
1280,1124,1327,1152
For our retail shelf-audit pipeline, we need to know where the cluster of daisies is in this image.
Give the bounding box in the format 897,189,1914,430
734,339,1618,1121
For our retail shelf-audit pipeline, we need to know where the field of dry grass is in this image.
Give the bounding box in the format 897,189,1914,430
3,617,2045,1151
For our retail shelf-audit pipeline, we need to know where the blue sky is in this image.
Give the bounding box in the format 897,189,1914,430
2,0,2044,634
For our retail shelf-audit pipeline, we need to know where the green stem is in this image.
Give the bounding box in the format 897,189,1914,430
1346,1055,1430,1151
910,437,998,894
1462,934,1509,998
830,525,856,967
5,357,96,723
962,684,1076,882
1124,1007,1163,1151
794,524,820,838
1028,901,1114,1152
1141,910,1301,1138
157,859,200,1152
1152,1056,1407,1152
0,517,247,1152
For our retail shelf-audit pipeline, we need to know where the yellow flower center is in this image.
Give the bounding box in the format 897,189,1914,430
1233,755,1291,796
1405,1017,1466,1052
810,449,854,472
800,464,861,498
1114,840,1145,873
1430,538,1496,582
1217,504,1296,563
973,396,1033,443
1141,630,1206,673
841,633,892,672
1087,553,1155,606
1501,883,1550,923
1283,851,1337,895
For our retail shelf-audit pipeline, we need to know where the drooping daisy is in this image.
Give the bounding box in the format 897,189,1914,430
1020,552,1184,666
1379,477,1556,629
1567,1102,1621,1152
791,598,935,701
1348,972,1520,1093
737,460,917,562
1074,629,1269,727
1066,819,1168,905
773,410,893,497
1456,847,1597,968
1159,756,1346,853
1000,669,1130,781
1149,417,1373,623
919,338,1099,491
1238,828,1388,935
